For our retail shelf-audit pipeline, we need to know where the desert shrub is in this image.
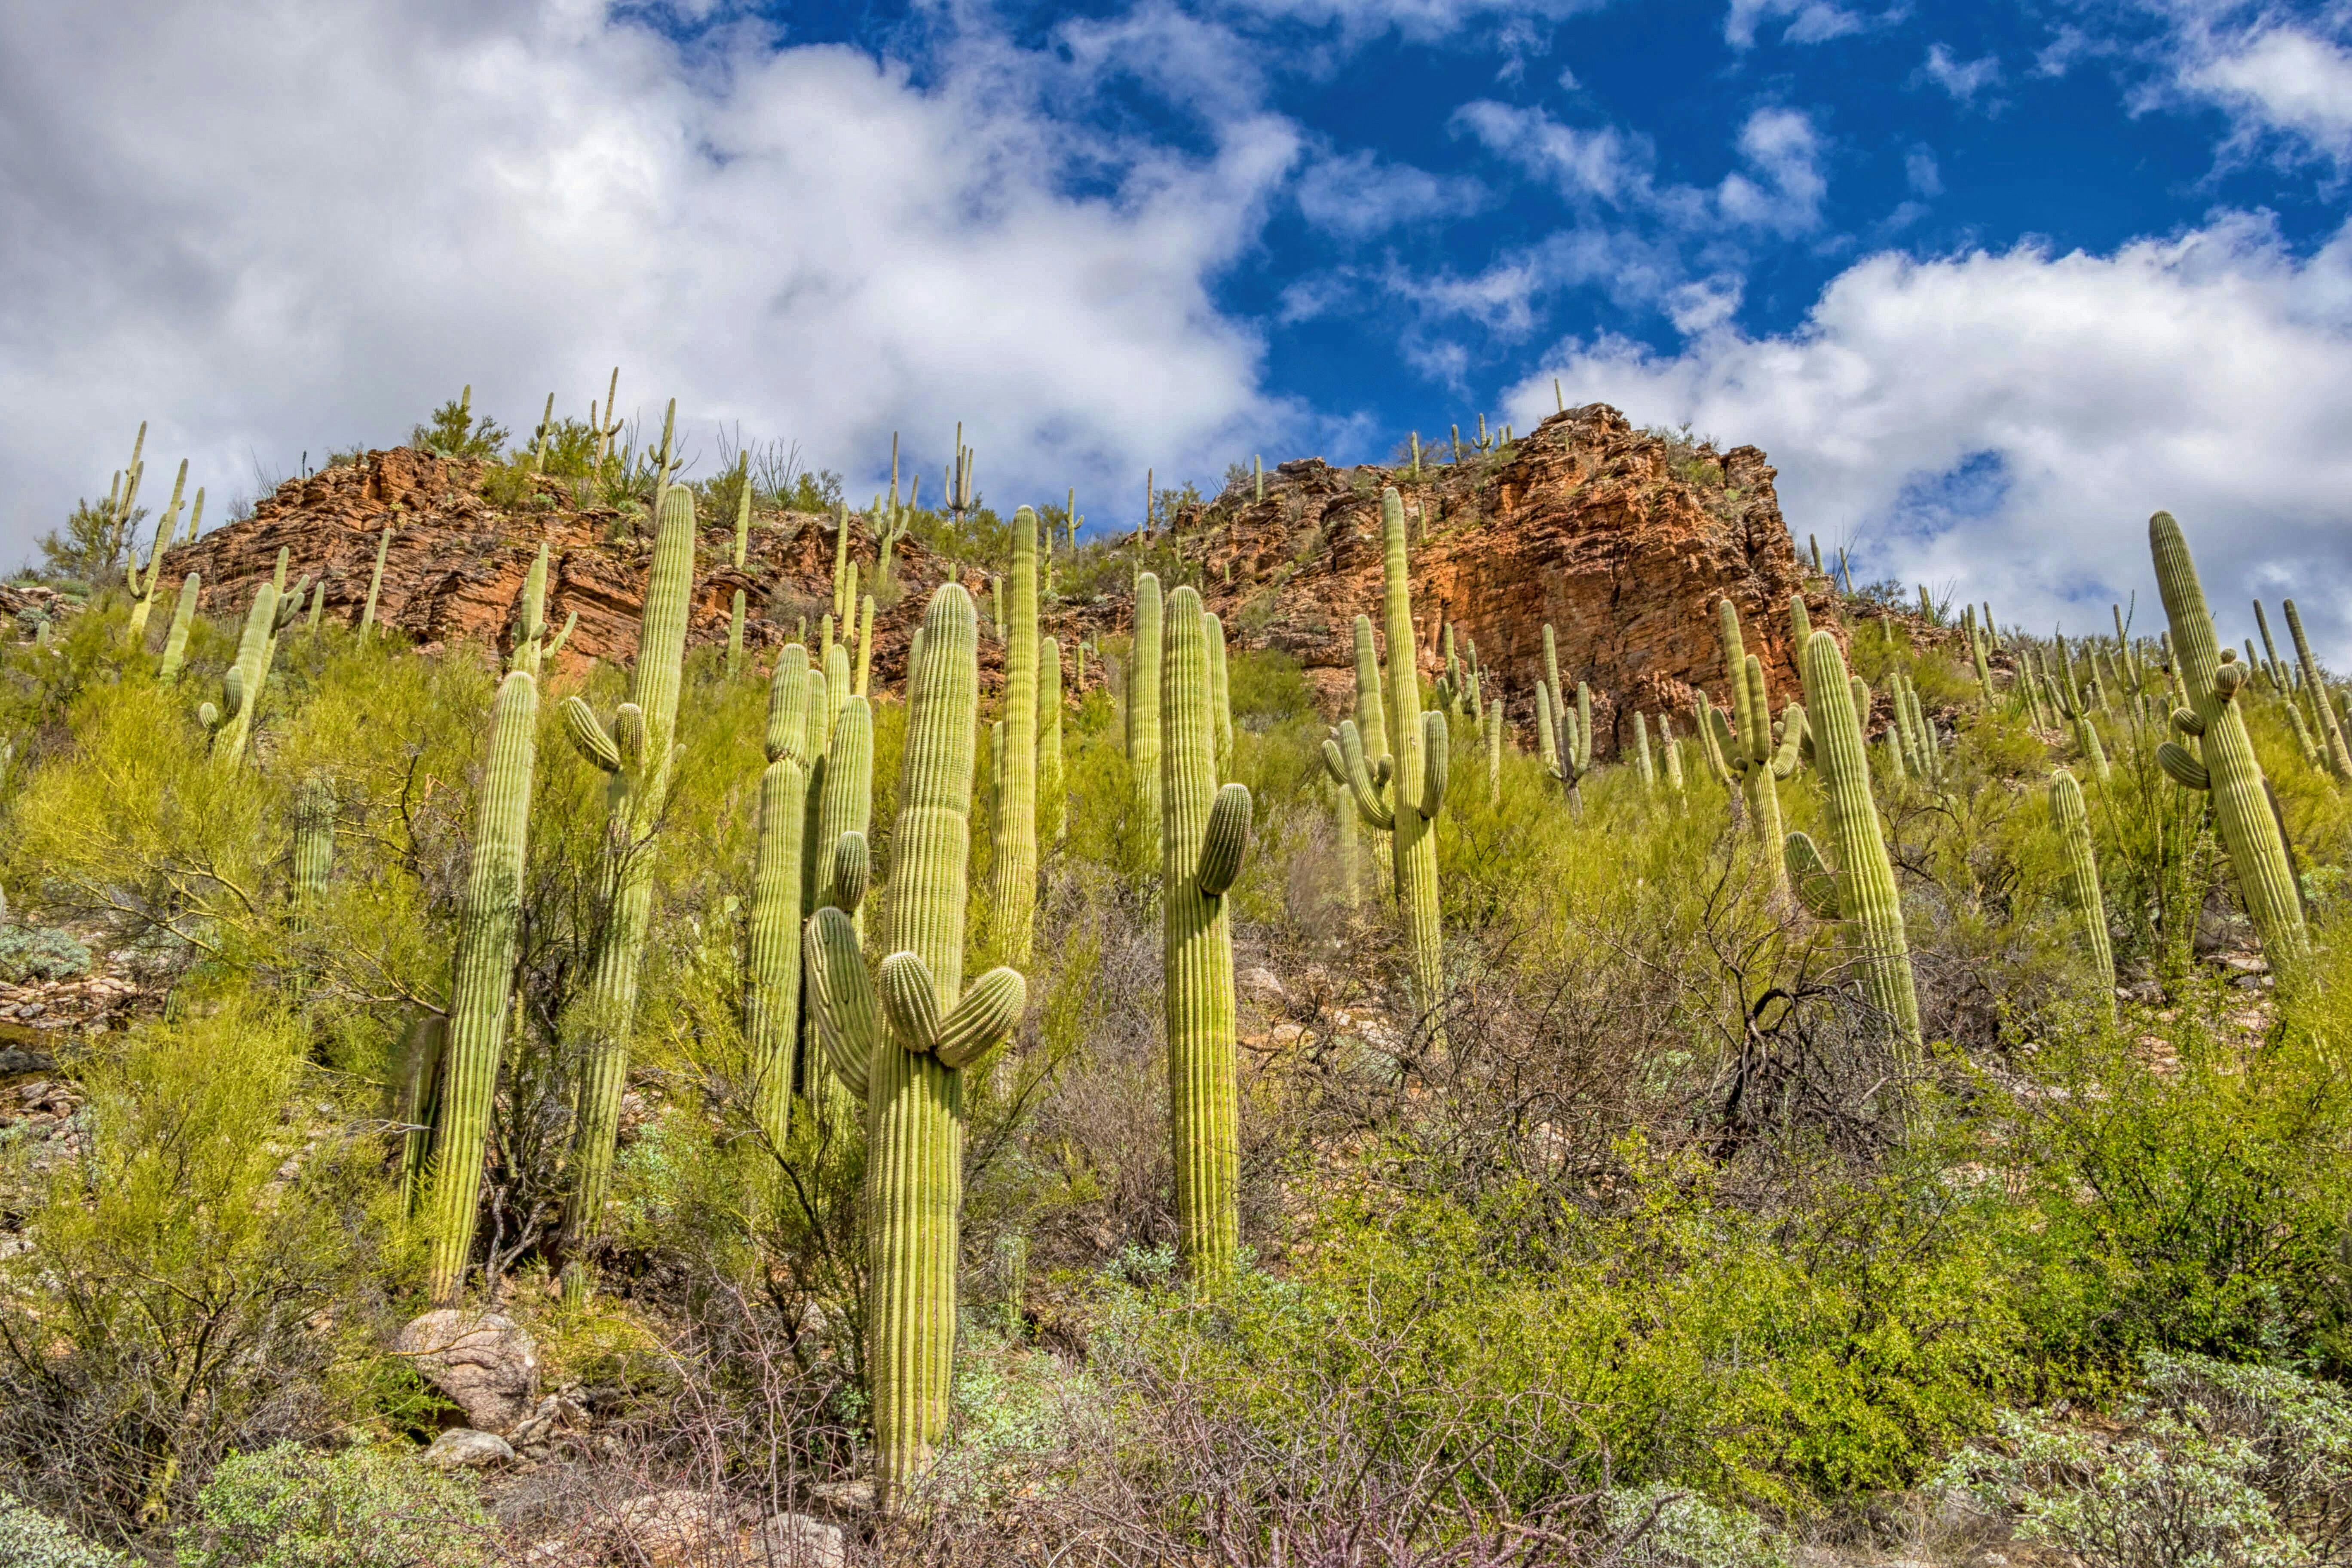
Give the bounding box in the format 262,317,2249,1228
0,923,91,981
0,1003,391,1537
173,1443,495,1568
1941,1351,2352,1565
1605,1483,1788,1567
0,1494,132,1566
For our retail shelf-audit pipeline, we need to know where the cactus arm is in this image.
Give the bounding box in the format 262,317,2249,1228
935,967,1027,1069
1418,710,1449,817
158,573,200,684
1351,615,1390,764
878,950,943,1050
1333,721,1396,831
805,907,876,1102
1534,679,1558,771
1740,654,1772,762
1784,830,1841,920
562,698,623,773
1699,698,1736,787
1770,704,1806,779
829,831,870,915
2158,741,2211,790
1196,783,1252,898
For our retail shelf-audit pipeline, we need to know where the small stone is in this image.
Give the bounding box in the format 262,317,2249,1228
395,1309,540,1432
1237,966,1286,1001
807,1478,876,1516
761,1512,846,1568
422,1428,513,1469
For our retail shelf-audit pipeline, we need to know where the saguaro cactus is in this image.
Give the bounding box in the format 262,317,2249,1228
426,662,542,1303
1128,572,1164,860
558,482,696,1299
158,573,200,684
804,583,1027,1505
361,525,392,637
2150,513,2308,971
2282,599,2351,780
1633,711,1656,795
747,646,811,1162
124,461,188,644
292,775,336,929
1161,586,1253,1285
1323,488,1449,1035
1704,599,1804,886
991,507,1040,964
1206,612,1233,768
2048,768,2116,1011
1039,636,1066,845
1786,632,1920,1048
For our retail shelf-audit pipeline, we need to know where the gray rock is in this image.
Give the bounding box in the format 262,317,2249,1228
507,1390,588,1452
806,1478,876,1516
395,1309,540,1432
422,1428,514,1469
1237,965,1286,1002
762,1512,846,1568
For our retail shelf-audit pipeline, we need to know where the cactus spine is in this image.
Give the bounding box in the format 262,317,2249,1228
2048,768,2116,1011
747,646,811,1161
2149,513,2308,971
1324,488,1448,1035
158,573,199,684
426,658,542,1303
1788,631,1921,1048
1128,572,1164,861
1161,585,1253,1285
991,508,1040,965
804,583,1026,1505
2282,599,2351,780
558,482,696,1299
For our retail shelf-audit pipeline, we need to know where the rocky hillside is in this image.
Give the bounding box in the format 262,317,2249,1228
166,404,1836,757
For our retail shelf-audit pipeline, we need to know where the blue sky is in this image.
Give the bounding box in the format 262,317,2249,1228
3,0,2351,652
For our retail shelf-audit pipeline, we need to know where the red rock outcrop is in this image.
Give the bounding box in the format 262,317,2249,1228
158,404,1869,757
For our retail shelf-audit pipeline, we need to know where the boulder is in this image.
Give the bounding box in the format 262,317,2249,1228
395,1309,539,1433
421,1428,514,1470
761,1511,846,1568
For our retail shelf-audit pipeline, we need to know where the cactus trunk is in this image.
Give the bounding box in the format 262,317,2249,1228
1128,573,1164,863
990,508,1039,965
560,483,696,1300
747,646,811,1164
1161,586,1252,1286
426,668,540,1303
2048,768,2116,1011
158,573,199,684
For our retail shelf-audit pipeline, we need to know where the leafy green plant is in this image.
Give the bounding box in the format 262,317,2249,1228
0,923,92,982
174,1443,494,1568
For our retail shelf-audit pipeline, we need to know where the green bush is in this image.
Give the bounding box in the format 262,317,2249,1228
0,924,91,982
0,1494,132,1566
174,1444,493,1568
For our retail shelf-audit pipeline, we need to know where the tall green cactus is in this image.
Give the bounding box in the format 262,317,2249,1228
292,775,335,930
1128,572,1164,861
728,590,747,679
1352,615,1390,767
2046,654,2109,783
1206,611,1233,768
817,696,875,934
1323,488,1448,1035
1039,636,1066,845
1633,711,1655,795
1660,713,1684,794
426,661,542,1304
1161,586,1253,1286
558,482,696,1301
158,573,199,684
2048,767,2116,1012
1703,599,1804,888
124,461,188,644
2282,599,2351,780
361,525,392,637
1539,680,1593,804
804,583,1026,1505
2150,512,2308,972
1487,697,1504,802
747,645,811,1163
212,576,306,764
1785,631,1921,1048
991,508,1040,965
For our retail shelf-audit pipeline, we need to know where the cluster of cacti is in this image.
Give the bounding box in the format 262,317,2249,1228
1785,631,1921,1047
1160,585,1253,1285
806,582,1026,1505
1324,488,1448,1035
556,483,695,1301
2149,513,2308,973
1887,669,1947,784
1698,599,1804,888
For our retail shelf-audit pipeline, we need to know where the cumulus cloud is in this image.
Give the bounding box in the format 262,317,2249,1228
2174,21,2352,166
1295,149,1486,238
1509,213,2352,659
0,1,1306,554
1454,101,1828,235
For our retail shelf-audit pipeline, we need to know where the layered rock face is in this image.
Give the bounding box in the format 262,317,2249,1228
158,404,1838,758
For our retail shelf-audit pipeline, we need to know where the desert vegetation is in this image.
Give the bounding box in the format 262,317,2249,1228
3,393,2352,1566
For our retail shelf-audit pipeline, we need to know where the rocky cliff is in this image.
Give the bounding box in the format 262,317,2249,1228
159,404,1844,757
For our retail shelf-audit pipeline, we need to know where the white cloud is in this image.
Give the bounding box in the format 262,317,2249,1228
1223,0,1611,44
1450,101,1653,204
2176,22,2352,166
1918,42,2003,104
1509,214,2352,660
0,1,1307,555
1715,107,1828,234
1724,0,1903,50
1454,101,1827,235
1295,149,1485,238
1905,146,1943,196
